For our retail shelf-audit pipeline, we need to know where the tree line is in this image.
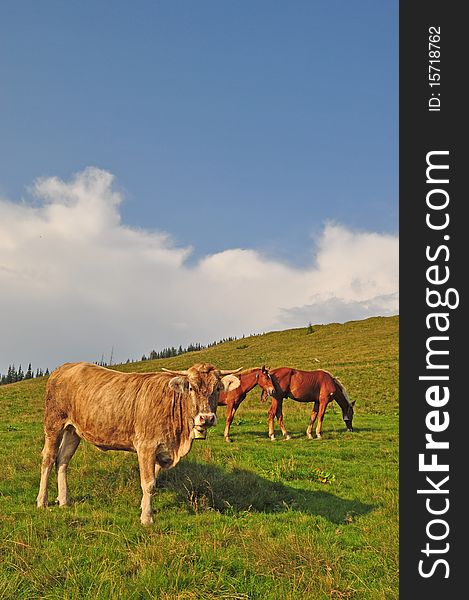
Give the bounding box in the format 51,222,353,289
0,336,240,385
1,364,50,385
1,330,289,386
139,337,238,362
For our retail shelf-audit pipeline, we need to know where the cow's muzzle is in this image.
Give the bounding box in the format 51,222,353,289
195,413,217,427
193,412,217,439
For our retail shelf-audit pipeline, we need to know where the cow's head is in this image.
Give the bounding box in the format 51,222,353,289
163,364,241,438
257,365,276,397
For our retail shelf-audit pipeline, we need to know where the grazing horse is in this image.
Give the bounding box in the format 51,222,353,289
258,367,355,440
218,367,275,442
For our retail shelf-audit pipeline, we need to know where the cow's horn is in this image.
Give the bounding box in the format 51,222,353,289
220,368,243,375
162,368,189,375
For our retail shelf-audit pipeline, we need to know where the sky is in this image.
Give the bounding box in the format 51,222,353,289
0,1,398,375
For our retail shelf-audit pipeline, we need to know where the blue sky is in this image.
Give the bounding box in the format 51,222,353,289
1,1,397,264
0,2,398,372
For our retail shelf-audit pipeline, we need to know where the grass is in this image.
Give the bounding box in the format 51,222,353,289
0,316,398,599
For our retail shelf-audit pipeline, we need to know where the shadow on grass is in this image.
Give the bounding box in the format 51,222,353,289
158,461,373,524
225,429,356,440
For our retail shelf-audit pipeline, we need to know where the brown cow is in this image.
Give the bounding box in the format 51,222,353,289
258,367,355,440
36,362,240,525
217,367,275,442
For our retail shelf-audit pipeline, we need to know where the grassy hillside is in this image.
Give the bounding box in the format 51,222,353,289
117,315,399,415
0,315,398,599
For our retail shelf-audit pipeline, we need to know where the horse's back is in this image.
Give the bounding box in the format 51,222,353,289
288,369,336,401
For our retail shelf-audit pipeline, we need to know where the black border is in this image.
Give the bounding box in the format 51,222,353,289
400,2,465,595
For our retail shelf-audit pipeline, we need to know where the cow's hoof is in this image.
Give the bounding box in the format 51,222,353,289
225,437,232,443
306,433,313,440
269,435,276,441
284,435,291,441
141,515,153,526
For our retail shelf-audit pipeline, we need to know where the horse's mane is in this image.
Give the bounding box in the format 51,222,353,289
331,375,352,406
239,367,262,375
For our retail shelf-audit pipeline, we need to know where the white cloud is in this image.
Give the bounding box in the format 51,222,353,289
0,167,398,373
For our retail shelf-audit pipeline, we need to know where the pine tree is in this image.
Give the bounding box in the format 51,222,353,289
25,363,33,380
7,365,16,383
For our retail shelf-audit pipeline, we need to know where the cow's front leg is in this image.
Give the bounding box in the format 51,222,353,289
137,447,157,525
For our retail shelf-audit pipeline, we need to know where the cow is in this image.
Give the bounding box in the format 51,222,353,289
258,367,355,440
36,362,241,525
217,367,275,442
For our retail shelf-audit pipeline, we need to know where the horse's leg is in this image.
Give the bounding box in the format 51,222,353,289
276,399,291,440
315,394,329,439
306,401,319,439
224,400,238,443
268,398,278,441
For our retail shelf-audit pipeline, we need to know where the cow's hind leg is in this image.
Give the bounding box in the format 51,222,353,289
56,425,81,507
37,426,65,508
137,447,157,526
306,402,319,439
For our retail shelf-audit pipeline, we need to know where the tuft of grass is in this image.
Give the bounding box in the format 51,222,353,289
313,468,336,484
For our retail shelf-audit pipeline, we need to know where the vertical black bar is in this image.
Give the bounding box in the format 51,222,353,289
400,2,465,596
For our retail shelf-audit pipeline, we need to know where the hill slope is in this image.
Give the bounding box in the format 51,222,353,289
0,315,398,418
117,314,399,415
0,315,399,599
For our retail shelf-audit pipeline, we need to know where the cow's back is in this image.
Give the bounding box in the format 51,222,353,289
44,362,168,451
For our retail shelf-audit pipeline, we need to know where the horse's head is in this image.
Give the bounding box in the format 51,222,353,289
342,400,356,432
257,366,276,397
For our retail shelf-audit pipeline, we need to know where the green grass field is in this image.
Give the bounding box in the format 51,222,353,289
0,316,398,599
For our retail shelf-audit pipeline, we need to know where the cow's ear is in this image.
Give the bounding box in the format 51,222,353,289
221,375,240,392
168,376,189,393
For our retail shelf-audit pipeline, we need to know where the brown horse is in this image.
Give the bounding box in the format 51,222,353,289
258,367,355,440
218,367,275,442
